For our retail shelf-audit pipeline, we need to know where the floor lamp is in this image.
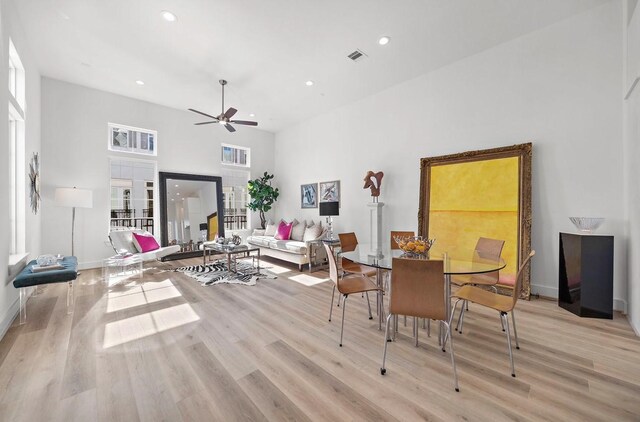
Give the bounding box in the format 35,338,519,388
320,201,339,241
55,187,93,257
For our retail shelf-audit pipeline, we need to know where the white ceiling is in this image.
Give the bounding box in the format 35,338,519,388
14,0,608,133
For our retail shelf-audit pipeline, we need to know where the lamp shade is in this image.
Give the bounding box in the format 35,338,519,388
54,187,93,208
319,202,339,216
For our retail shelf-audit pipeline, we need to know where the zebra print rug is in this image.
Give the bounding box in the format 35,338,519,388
174,260,276,286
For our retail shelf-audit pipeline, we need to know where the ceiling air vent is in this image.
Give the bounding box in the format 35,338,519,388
347,49,368,62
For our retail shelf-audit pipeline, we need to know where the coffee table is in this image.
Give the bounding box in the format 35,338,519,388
202,242,260,276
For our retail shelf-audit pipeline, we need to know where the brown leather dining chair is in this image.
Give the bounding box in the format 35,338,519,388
451,250,535,377
337,232,377,278
452,237,505,331
380,257,459,392
324,243,382,347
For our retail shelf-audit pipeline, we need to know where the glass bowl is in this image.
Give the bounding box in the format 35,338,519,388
394,236,435,257
569,217,604,234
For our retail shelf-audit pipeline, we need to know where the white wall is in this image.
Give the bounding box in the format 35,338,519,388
0,0,41,335
624,0,640,333
40,78,274,269
274,2,627,308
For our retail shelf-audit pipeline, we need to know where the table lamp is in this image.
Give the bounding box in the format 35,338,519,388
55,187,93,257
319,202,339,240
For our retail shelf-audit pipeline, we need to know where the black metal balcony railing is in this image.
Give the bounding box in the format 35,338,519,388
224,215,247,230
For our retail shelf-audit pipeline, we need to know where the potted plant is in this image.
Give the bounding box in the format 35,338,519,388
247,172,280,229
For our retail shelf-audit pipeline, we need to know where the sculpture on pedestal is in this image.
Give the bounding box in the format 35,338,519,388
363,171,384,202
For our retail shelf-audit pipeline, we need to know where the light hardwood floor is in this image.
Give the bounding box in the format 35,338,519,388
1,257,639,421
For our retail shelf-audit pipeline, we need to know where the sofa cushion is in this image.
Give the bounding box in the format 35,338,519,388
290,219,306,241
264,220,278,236
303,224,323,241
247,236,272,248
274,221,293,240
267,239,308,254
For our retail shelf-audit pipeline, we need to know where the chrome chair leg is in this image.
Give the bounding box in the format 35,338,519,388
443,320,460,392
329,284,336,322
337,294,342,307
427,319,431,337
339,295,348,347
422,318,426,329
500,312,506,331
456,301,467,333
511,309,520,350
403,315,407,327
366,291,373,320
447,300,462,347
380,313,393,375
501,312,516,377
413,317,419,347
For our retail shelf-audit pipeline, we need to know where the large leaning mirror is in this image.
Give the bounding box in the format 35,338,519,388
418,143,532,298
159,172,225,260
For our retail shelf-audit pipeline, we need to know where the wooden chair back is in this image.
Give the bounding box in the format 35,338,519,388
338,232,359,253
475,237,505,282
511,251,535,308
390,231,415,250
324,243,339,286
390,258,446,321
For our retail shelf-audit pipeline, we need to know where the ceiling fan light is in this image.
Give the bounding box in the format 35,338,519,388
219,121,227,125
378,36,390,45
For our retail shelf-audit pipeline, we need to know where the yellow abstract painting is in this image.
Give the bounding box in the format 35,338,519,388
428,156,519,284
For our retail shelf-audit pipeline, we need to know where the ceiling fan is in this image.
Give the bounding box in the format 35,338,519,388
188,79,258,133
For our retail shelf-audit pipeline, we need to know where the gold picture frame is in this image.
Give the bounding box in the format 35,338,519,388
418,143,532,298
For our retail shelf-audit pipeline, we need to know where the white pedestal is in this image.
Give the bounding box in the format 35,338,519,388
367,202,384,257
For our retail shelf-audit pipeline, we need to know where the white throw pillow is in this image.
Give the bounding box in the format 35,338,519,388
303,224,323,242
264,220,279,237
290,219,306,241
306,219,322,229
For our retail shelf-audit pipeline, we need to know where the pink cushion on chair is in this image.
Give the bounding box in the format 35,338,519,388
132,232,160,253
274,221,293,240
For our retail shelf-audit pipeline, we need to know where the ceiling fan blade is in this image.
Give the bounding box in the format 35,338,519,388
194,121,217,125
188,108,218,120
224,107,238,119
229,120,258,126
224,123,236,133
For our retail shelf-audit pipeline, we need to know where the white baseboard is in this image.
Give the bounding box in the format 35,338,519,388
0,297,19,342
531,283,627,313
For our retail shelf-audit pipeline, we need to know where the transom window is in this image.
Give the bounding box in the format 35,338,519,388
108,123,157,156
221,143,250,167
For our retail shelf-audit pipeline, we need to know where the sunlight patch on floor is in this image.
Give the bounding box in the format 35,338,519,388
261,263,293,274
103,303,200,349
107,284,183,313
288,273,329,286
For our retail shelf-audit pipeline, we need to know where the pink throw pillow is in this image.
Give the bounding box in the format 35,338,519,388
274,221,293,240
132,232,160,253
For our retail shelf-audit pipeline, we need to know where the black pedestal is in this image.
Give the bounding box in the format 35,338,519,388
558,232,614,319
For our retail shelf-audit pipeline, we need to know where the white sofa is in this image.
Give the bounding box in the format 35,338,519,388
246,223,327,271
108,229,181,262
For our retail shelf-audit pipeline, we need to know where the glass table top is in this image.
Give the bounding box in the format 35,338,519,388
340,244,506,275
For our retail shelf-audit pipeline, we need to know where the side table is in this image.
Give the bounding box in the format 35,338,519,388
103,255,143,282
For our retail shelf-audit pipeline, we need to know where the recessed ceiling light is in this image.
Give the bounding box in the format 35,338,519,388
176,192,180,196
305,80,314,86
135,80,145,85
175,184,179,187
171,198,174,201
249,113,255,117
378,36,390,46
161,10,177,22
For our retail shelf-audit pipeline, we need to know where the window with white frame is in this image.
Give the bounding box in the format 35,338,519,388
221,143,250,167
108,123,157,156
109,159,157,235
222,168,250,231
9,39,26,255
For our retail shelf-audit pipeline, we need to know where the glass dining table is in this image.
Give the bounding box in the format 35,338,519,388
340,244,506,341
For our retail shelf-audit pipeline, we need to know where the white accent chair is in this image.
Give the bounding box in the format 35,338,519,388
108,229,180,262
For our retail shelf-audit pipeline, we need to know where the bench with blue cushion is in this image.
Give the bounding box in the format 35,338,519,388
13,256,78,324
